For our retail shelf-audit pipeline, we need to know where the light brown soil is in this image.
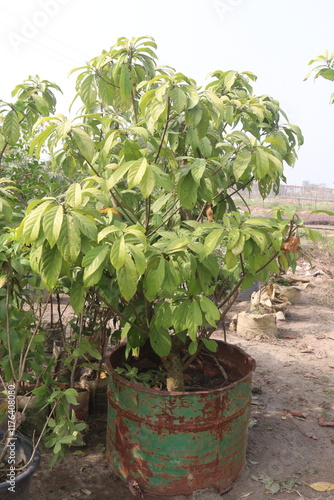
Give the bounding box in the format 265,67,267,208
28,258,334,500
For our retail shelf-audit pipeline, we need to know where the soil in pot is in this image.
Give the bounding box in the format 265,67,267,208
106,340,255,496
0,432,41,500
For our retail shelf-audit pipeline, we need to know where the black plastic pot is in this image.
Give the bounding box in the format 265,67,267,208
0,432,40,500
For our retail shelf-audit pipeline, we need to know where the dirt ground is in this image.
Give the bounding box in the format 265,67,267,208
28,241,334,499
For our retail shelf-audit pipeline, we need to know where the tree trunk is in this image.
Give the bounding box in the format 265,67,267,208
163,351,185,392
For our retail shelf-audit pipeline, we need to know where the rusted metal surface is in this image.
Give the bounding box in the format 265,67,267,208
105,341,255,496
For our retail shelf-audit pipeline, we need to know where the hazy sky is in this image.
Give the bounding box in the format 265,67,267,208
1,0,333,188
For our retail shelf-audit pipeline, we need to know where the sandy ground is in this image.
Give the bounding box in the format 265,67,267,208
27,255,334,500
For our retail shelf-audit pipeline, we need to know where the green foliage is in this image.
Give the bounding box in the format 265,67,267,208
305,51,334,103
1,36,306,395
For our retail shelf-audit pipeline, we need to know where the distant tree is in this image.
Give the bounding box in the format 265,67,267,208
302,180,326,188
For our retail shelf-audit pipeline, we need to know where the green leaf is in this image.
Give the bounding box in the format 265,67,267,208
198,137,212,157
150,327,172,357
139,164,155,198
143,256,165,301
225,250,238,269
110,235,126,269
188,341,198,355
80,74,97,107
191,158,207,183
120,64,132,102
3,110,20,145
255,148,269,179
70,280,86,314
128,244,146,275
165,238,189,254
127,158,148,188
83,245,109,286
57,216,81,264
72,128,94,163
40,245,62,290
204,228,224,255
171,87,187,113
117,254,138,301
72,212,98,241
177,171,198,209
66,183,82,208
201,338,218,352
106,162,133,190
42,205,63,248
233,150,251,181
64,388,78,405
198,295,220,326
227,228,240,250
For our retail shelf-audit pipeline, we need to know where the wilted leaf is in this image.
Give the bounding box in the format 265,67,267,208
308,482,334,492
287,410,308,419
281,235,301,255
318,417,334,427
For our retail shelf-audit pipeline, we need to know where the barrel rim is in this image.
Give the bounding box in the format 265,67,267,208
105,340,256,396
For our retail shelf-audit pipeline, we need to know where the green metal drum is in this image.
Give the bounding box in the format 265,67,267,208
106,341,255,496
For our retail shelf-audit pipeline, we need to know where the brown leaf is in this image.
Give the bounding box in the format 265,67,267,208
304,372,318,378
128,479,144,498
205,203,213,222
318,417,334,427
306,433,318,440
308,481,334,491
203,364,219,377
331,439,334,444
281,235,301,255
288,410,308,419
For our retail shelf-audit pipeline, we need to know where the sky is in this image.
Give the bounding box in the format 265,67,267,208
0,0,333,188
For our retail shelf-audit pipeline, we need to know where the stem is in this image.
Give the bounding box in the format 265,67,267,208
147,203,181,238
5,263,17,382
112,187,143,226
255,251,279,275
70,313,83,388
97,293,149,336
0,140,8,168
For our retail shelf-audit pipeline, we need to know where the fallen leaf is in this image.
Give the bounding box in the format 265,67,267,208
304,372,318,378
300,349,315,354
318,417,334,427
331,439,334,444
329,366,334,369
306,433,318,440
279,334,297,339
203,364,219,377
81,489,92,496
288,410,308,419
308,481,334,492
128,479,144,498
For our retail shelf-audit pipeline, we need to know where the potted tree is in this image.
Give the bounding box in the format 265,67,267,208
0,78,97,497
14,36,314,494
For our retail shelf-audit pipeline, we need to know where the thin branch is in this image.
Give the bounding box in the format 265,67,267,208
70,313,83,388
93,69,119,89
147,203,181,238
97,293,149,336
255,251,279,275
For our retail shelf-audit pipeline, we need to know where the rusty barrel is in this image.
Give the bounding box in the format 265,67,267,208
105,341,255,496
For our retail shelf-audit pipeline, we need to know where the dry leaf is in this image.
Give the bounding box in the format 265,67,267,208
98,207,121,215
306,433,318,440
205,202,213,222
304,372,318,378
128,479,144,498
288,410,308,419
318,417,334,427
281,235,301,255
308,481,334,491
330,439,334,444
